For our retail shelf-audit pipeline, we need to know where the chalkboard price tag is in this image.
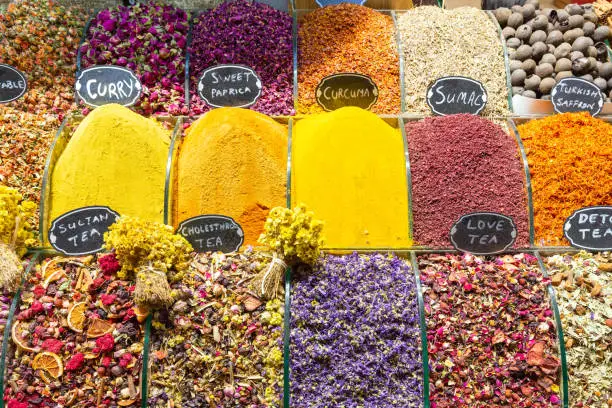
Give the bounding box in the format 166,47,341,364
48,206,120,256
177,215,244,254
426,76,488,116
450,212,518,255
316,73,378,111
564,206,612,251
75,65,142,108
316,0,366,6
0,64,27,104
551,77,603,116
198,64,262,108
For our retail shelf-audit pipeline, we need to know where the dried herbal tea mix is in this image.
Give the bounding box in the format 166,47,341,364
148,251,284,407
419,253,561,408
398,7,510,116
291,253,423,407
545,251,612,407
5,254,145,407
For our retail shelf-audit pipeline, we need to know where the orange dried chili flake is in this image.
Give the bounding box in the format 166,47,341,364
517,112,612,246
297,4,400,115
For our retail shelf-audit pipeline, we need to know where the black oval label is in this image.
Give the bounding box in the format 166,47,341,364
48,206,120,256
198,64,262,108
564,206,612,251
0,64,27,103
315,73,378,111
75,65,142,108
551,77,603,116
177,215,244,253
450,212,518,255
426,76,488,116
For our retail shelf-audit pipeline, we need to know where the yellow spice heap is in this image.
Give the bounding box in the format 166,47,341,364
292,107,411,248
49,104,170,232
174,108,288,247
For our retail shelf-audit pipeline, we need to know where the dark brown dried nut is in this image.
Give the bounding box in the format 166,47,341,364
509,59,523,72
508,12,524,29
587,45,598,58
511,5,523,14
546,30,563,46
511,69,527,86
503,26,516,39
524,74,541,91
532,42,548,60
572,36,594,53
555,43,572,59
512,86,525,95
555,58,572,73
556,70,573,79
568,14,584,29
540,53,556,65
507,37,522,49
531,14,548,31
564,28,583,43
522,89,537,98
595,42,608,61
536,63,554,78
521,59,537,74
539,77,556,94
570,50,585,61
593,26,611,42
583,11,598,23
517,24,533,41
515,44,533,61
528,29,546,45
565,4,584,16
599,62,612,79
572,56,591,75
522,4,536,20
556,9,570,23
582,21,595,37
496,8,512,26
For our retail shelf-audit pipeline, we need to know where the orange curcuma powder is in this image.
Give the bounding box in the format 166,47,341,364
173,108,288,247
517,112,612,246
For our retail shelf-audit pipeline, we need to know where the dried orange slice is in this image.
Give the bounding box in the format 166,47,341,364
12,321,40,353
67,302,87,333
86,318,114,338
133,305,149,323
32,351,63,378
42,269,66,288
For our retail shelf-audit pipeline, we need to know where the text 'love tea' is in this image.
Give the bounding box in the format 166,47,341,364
551,77,603,116
198,64,262,108
450,212,517,255
49,206,120,256
0,64,27,103
76,65,142,107
564,206,612,251
426,76,487,116
316,73,378,111
177,215,244,253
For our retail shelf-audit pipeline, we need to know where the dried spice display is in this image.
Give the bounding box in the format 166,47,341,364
398,6,510,116
173,108,288,247
0,0,88,114
291,253,423,407
48,104,171,231
148,251,284,407
5,254,145,407
419,253,561,408
291,107,410,248
545,252,612,407
189,0,294,116
496,1,612,99
79,2,189,115
516,112,612,246
405,114,530,248
297,4,400,114
0,109,61,225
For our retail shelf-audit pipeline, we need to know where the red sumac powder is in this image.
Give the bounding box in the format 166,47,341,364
405,114,529,248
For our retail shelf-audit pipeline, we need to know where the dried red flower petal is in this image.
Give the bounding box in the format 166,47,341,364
95,333,115,353
32,286,46,298
98,253,120,275
65,353,85,371
100,294,116,306
41,338,63,353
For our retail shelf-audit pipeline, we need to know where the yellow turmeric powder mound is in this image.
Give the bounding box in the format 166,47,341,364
174,108,288,247
49,104,170,231
517,112,612,246
292,107,411,248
